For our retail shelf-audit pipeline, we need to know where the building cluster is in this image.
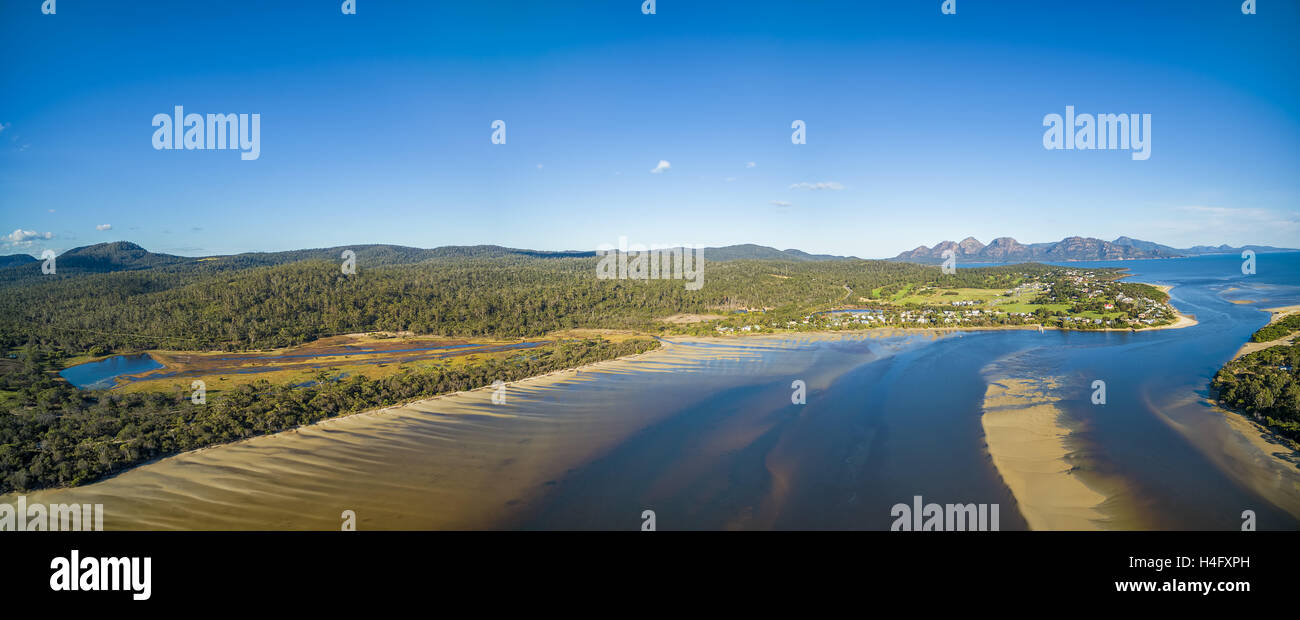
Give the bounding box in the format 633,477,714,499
707,268,1180,334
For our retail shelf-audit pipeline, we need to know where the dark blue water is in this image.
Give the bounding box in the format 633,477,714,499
58,354,164,390
524,253,1300,530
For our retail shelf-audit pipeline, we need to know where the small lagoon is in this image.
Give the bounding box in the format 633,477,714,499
59,354,164,390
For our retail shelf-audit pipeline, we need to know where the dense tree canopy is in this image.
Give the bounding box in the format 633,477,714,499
0,338,657,492
1,254,1061,352
1212,343,1300,441
0,248,1115,492
1251,314,1300,343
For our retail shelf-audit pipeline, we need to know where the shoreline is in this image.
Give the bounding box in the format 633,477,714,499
1231,304,1300,361
38,287,1200,497
12,326,1279,530
17,339,670,495
695,315,1196,339
699,280,1195,338
1210,303,1300,488
0,337,741,530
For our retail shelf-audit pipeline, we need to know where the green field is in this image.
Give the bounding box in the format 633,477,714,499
995,302,1071,314
888,283,915,302
1079,310,1126,320
889,287,1040,309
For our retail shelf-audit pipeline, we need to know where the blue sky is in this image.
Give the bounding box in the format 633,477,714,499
2,0,1298,258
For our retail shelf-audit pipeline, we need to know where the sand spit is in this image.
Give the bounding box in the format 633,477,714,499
1146,389,1300,522
980,377,1111,530
1219,412,1300,510
1231,304,1300,361
1180,301,1300,519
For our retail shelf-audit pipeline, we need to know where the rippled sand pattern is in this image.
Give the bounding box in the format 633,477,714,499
980,372,1113,530
3,337,830,530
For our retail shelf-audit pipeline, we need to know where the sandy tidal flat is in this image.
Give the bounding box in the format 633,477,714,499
980,377,1111,530
0,337,816,530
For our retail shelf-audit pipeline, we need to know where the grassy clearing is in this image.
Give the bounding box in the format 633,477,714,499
894,287,1006,306
889,283,915,302
884,286,1051,311
1079,311,1126,320
995,302,1071,314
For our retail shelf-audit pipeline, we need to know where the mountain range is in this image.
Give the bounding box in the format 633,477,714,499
889,236,1296,264
0,241,857,279
1,237,1293,278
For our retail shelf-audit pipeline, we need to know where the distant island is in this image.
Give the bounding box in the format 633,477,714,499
890,236,1296,265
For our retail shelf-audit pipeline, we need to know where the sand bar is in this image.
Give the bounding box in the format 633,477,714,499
980,376,1111,530
1232,304,1300,361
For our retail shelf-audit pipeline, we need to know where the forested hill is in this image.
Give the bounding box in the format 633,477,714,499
0,242,852,282
0,254,37,269
0,241,1050,353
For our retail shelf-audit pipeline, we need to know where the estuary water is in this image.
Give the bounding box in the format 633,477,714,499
11,253,1300,530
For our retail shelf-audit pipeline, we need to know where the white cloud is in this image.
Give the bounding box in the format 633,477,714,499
745,162,756,168
0,123,9,135
724,177,737,182
790,182,844,191
650,160,671,174
536,163,543,170
770,200,793,207
6,229,53,245
96,224,112,231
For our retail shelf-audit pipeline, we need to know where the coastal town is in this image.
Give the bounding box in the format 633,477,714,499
711,268,1184,334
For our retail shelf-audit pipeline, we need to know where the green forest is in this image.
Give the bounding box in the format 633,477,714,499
1251,314,1300,343
0,248,1059,352
0,338,657,492
0,241,1111,492
1212,343,1300,442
